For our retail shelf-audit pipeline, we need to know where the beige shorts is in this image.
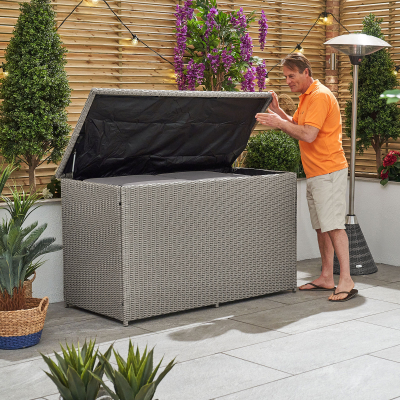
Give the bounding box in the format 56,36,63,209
306,168,348,233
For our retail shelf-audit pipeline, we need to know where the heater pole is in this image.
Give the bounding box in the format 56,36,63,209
348,64,358,218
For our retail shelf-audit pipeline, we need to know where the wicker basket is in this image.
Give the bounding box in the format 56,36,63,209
23,271,36,298
0,297,49,350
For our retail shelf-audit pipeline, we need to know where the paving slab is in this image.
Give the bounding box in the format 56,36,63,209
99,318,287,367
133,296,285,332
231,296,399,334
359,282,400,304
0,358,57,400
155,353,289,400
358,308,400,331
215,355,400,400
358,264,400,283
371,344,400,363
224,320,400,375
0,314,149,364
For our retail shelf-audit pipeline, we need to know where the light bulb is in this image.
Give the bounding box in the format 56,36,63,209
85,0,99,6
323,17,328,23
265,76,270,84
132,36,138,46
294,45,304,54
394,70,398,76
3,71,8,77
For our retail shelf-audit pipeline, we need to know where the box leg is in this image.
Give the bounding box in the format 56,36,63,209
214,302,220,308
123,320,129,327
292,288,297,293
64,302,70,308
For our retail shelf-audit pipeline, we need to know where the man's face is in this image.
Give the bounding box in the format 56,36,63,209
283,65,309,93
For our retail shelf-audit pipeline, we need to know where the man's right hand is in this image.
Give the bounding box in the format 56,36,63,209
268,91,280,113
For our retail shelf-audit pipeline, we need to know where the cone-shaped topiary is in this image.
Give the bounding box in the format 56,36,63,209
0,0,71,192
344,13,400,175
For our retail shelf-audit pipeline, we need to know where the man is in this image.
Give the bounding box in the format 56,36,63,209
256,53,357,302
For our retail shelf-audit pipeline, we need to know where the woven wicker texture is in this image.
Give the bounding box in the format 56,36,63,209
61,179,125,321
23,271,36,298
121,172,297,321
0,297,49,337
333,224,378,275
62,171,296,324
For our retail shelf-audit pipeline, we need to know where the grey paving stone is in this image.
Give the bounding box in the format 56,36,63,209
154,353,289,400
358,308,400,331
0,315,149,364
44,302,98,327
359,281,400,304
224,320,400,375
371,344,400,363
133,296,285,332
215,355,400,400
231,296,399,334
0,358,56,400
99,318,287,367
358,263,400,283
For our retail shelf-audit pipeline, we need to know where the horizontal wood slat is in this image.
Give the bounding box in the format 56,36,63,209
339,0,400,178
0,0,325,192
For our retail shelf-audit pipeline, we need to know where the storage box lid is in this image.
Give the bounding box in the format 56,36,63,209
56,89,272,180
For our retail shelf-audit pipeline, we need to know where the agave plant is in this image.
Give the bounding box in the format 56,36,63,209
42,340,113,400
93,340,176,400
3,187,41,227
0,220,62,311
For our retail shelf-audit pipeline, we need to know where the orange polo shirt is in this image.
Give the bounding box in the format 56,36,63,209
293,80,348,178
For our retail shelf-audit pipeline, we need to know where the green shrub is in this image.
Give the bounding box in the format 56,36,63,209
245,130,301,172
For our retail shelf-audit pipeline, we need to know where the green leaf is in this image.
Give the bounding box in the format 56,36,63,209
134,382,156,400
41,353,68,387
89,372,119,400
380,178,389,186
44,371,74,400
114,370,135,400
67,367,87,400
154,358,176,389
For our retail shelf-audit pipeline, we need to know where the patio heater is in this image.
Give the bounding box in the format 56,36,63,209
324,33,391,275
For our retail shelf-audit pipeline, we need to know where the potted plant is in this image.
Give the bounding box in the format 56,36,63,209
93,340,176,400
42,340,113,400
0,206,63,349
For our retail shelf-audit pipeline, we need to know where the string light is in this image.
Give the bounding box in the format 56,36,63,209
317,11,333,26
56,0,173,66
0,63,8,78
294,44,304,54
393,66,400,76
85,0,100,6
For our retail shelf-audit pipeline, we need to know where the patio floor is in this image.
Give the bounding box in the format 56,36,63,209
3,257,400,400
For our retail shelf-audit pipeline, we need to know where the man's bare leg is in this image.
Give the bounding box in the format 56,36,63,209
299,229,335,290
327,229,354,301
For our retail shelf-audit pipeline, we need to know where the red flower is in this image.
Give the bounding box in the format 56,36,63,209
383,154,397,167
381,170,389,180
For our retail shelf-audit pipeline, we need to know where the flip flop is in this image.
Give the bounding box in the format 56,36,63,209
329,288,359,302
299,282,336,291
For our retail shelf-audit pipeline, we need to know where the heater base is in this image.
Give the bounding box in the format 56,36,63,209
334,223,377,275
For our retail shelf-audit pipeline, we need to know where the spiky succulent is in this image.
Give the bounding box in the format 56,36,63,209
92,340,176,400
41,340,113,400
0,219,62,298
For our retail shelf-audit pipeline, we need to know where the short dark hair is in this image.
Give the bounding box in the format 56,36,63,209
281,53,313,77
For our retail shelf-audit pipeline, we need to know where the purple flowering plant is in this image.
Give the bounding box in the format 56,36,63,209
174,0,268,92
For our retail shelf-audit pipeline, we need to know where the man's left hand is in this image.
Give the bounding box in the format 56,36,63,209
256,110,283,129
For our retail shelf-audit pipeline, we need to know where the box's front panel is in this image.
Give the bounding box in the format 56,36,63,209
122,173,297,321
61,180,124,322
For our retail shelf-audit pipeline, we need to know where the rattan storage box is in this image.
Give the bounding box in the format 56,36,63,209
56,89,297,326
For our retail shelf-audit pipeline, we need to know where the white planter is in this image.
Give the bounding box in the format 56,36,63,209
296,177,400,267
